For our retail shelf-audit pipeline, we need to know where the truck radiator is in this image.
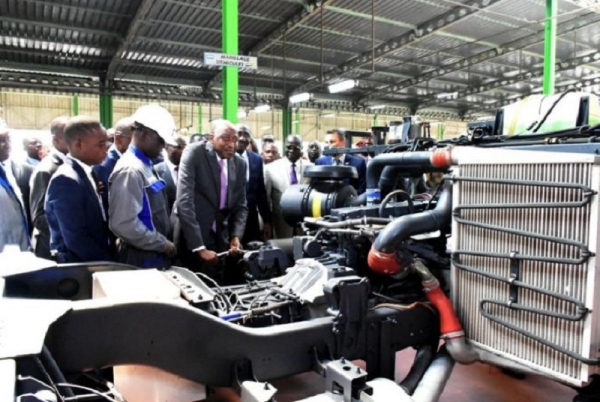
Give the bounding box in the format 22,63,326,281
451,149,600,386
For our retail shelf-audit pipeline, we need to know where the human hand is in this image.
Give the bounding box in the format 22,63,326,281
163,241,177,257
198,249,218,264
229,236,243,256
262,223,273,240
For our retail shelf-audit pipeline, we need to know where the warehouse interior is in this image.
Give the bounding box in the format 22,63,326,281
2,0,600,401
2,0,599,137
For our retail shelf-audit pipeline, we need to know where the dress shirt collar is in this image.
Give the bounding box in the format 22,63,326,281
51,148,67,162
110,144,122,157
334,153,346,164
68,155,93,175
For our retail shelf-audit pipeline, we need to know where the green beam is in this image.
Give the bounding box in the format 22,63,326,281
294,109,300,135
99,93,113,128
543,0,557,95
282,108,292,141
222,0,238,123
197,103,203,133
72,95,79,116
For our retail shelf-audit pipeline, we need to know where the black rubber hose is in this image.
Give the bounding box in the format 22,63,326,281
345,192,367,207
399,343,438,395
41,345,75,398
367,152,443,190
379,166,404,197
373,182,452,254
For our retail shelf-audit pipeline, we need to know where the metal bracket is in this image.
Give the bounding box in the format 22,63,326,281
509,251,520,305
323,359,371,402
240,381,278,402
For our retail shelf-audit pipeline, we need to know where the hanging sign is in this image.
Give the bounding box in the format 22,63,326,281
204,52,258,69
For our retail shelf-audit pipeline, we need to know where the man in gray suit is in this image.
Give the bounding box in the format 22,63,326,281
176,119,248,282
29,116,69,258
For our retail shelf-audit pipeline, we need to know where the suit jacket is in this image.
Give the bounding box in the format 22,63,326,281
99,146,121,181
264,157,313,239
11,161,34,232
241,151,272,243
46,157,112,263
176,141,248,251
0,163,30,252
315,154,366,194
154,161,177,215
29,151,64,258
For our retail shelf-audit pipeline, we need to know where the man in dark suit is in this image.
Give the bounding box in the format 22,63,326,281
316,128,367,194
177,119,248,282
0,129,31,251
45,116,112,263
97,116,133,181
29,116,69,258
155,135,187,215
236,125,272,245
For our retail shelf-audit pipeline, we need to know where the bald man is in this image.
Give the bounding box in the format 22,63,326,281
176,119,248,283
98,116,134,180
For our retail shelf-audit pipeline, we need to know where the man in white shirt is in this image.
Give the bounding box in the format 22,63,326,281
45,116,113,263
264,134,313,239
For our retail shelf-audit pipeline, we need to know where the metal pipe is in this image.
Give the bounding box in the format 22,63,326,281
543,0,557,95
411,348,455,402
307,216,391,228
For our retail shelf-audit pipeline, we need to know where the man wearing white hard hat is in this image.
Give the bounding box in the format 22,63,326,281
108,104,177,268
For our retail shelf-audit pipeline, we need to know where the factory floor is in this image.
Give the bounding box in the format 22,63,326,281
208,349,577,401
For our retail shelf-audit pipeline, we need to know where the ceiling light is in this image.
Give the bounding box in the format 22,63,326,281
328,80,356,93
261,126,271,130
322,113,336,118
238,110,247,118
289,92,311,103
436,92,458,99
369,104,386,109
254,104,271,113
503,70,520,78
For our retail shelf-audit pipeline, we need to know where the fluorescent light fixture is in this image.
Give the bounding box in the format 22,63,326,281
289,92,311,103
254,104,271,113
369,104,386,109
584,73,600,80
292,120,299,124
237,110,247,118
436,92,458,99
261,126,271,130
328,80,356,93
503,70,520,78
322,113,336,118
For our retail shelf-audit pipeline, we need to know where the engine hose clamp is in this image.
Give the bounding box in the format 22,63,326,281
441,330,465,340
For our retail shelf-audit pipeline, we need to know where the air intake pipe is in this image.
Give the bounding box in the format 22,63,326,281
365,149,452,204
367,181,452,275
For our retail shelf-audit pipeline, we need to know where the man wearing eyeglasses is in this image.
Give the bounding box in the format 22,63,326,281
176,119,248,284
108,104,177,269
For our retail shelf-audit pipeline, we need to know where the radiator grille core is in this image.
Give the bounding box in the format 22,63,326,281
451,152,600,386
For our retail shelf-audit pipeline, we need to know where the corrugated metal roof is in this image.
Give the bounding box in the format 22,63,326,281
0,0,598,114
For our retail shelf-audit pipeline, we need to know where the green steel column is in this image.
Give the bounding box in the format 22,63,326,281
99,93,114,128
282,108,292,141
373,114,379,127
543,0,557,95
294,109,300,135
72,95,79,116
222,0,238,123
197,103,203,133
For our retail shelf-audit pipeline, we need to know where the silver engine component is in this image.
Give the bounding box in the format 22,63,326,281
451,148,600,386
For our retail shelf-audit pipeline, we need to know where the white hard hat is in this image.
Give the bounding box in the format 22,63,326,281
132,104,177,146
